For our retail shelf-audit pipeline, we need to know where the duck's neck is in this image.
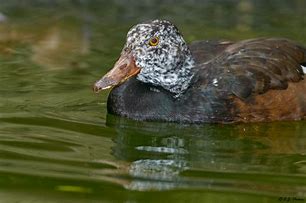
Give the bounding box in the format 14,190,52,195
168,54,195,97
136,48,196,97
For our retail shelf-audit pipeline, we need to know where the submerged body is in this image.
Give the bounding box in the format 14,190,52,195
94,20,306,123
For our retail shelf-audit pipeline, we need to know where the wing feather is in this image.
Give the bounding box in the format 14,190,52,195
204,38,306,99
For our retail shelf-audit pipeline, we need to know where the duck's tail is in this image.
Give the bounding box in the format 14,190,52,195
302,63,306,75
298,44,306,74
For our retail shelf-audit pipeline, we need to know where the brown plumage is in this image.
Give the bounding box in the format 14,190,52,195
190,38,306,122
233,81,306,122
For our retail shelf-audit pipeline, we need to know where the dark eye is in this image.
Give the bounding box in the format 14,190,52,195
149,37,159,46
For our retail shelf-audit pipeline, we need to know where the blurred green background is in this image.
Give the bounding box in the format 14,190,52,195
0,0,306,202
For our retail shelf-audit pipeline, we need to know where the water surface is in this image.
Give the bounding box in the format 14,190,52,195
0,1,306,202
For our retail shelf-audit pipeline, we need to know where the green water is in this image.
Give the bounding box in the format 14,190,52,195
0,1,306,202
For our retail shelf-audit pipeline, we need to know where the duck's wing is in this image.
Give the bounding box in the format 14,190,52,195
207,38,306,99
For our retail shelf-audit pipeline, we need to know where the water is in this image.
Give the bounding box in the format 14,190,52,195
0,1,306,202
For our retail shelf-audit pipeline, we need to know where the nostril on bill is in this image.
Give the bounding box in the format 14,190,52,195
93,84,102,93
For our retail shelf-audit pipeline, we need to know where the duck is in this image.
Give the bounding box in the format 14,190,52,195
93,19,306,123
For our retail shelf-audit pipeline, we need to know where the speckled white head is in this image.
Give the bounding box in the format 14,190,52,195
124,19,195,95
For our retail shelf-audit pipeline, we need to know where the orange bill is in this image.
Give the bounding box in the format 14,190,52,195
93,52,140,93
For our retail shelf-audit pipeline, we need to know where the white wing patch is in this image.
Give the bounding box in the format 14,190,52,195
212,78,218,87
302,65,306,74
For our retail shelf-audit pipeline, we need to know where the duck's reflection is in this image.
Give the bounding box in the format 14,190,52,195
106,115,306,191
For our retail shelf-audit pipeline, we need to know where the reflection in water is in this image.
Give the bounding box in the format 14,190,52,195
107,115,306,194
108,116,189,190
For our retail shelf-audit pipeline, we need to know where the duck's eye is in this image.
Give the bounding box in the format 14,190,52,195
149,37,159,46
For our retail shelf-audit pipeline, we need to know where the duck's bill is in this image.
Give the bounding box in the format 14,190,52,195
93,52,140,93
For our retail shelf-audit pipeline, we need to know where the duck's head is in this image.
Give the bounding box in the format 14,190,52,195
94,19,195,96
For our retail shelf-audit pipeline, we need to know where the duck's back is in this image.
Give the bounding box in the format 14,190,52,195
190,38,306,122
189,40,233,64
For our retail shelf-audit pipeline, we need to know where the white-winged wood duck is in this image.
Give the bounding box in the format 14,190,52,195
94,20,306,123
